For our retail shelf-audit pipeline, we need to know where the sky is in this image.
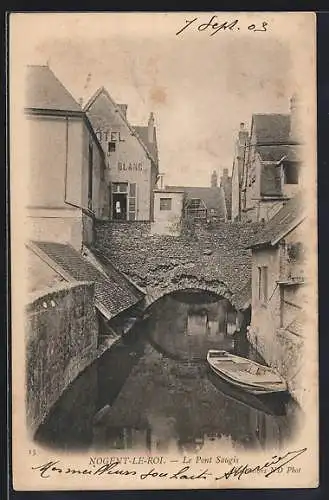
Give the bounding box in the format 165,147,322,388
15,13,313,187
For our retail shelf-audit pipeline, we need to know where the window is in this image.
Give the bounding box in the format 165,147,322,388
112,183,128,193
258,266,268,303
189,198,202,210
160,198,172,211
108,142,116,153
111,131,120,142
284,162,299,185
260,164,282,197
258,267,262,301
262,266,268,302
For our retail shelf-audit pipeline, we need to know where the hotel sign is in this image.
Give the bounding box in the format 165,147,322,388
118,161,143,172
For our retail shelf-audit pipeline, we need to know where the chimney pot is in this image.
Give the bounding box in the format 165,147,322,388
148,112,155,143
211,170,218,187
118,104,128,119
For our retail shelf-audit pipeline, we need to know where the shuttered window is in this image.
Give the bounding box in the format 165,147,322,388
128,183,137,221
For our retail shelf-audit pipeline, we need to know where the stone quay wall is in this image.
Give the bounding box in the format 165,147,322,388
25,281,98,434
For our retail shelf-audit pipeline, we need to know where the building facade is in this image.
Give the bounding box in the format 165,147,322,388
165,185,227,224
247,195,306,401
231,123,249,221
151,189,185,236
25,65,109,251
232,96,302,223
84,87,159,221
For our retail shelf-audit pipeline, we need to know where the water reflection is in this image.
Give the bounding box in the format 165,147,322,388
35,292,301,453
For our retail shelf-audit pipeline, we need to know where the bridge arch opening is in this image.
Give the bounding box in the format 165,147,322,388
136,288,245,362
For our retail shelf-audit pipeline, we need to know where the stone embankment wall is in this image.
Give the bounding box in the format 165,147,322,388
94,220,263,309
247,327,304,406
25,281,98,434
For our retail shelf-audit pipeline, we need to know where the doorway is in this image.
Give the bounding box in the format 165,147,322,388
112,193,127,220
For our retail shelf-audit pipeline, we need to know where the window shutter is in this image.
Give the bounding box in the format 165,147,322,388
260,164,282,196
108,182,112,220
128,183,137,221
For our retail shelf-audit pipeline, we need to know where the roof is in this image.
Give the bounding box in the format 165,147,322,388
30,241,144,320
251,113,301,164
25,65,82,113
165,186,227,219
248,194,305,248
252,113,291,146
257,144,301,162
133,126,159,165
284,316,305,337
84,87,158,165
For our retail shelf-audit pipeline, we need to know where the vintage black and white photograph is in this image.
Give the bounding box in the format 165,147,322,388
10,12,318,490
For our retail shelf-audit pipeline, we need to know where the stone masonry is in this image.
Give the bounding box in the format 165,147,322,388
25,281,98,434
94,221,263,310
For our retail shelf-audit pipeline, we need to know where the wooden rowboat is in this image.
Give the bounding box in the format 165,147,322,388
206,350,287,395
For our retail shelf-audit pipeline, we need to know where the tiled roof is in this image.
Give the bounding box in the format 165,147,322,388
133,126,159,165
26,65,82,112
257,144,301,162
31,241,143,320
253,113,291,146
248,194,304,248
285,316,304,337
165,186,227,220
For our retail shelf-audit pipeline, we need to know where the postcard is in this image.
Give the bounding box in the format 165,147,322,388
10,11,318,490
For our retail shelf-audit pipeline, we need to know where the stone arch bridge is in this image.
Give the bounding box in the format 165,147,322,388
94,220,263,312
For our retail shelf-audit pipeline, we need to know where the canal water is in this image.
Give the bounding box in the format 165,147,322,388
35,291,302,454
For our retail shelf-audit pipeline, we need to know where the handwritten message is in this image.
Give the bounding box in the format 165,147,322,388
31,447,307,482
176,16,269,36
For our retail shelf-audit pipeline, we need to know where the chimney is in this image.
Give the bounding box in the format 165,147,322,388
238,122,248,145
118,104,128,119
211,170,218,187
290,93,302,143
78,97,84,107
157,173,165,190
220,168,229,187
148,112,155,143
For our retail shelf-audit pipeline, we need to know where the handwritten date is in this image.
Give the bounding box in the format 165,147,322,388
176,16,268,36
